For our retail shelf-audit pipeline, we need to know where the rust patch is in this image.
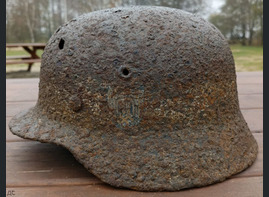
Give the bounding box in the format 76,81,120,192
9,6,258,192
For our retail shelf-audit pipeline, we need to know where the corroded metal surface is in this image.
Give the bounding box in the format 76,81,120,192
9,6,258,191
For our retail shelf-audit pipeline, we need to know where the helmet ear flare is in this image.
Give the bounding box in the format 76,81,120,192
9,6,258,192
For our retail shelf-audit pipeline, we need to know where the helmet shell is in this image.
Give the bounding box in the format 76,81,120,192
9,6,258,191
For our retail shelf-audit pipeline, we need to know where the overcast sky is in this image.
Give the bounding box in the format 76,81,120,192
211,0,224,11
203,0,224,19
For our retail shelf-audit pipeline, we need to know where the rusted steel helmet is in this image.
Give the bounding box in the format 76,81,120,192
9,6,258,191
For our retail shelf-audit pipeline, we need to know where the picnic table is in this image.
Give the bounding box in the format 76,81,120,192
6,43,46,72
6,72,263,197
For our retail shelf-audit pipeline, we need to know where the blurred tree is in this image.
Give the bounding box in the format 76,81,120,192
209,13,237,41
121,0,206,14
253,0,263,45
209,0,263,46
6,0,207,43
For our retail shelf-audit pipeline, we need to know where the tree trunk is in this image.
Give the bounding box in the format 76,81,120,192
24,1,35,43
248,18,255,46
63,0,68,22
241,23,246,46
260,14,263,45
248,29,253,46
57,0,62,25
230,28,234,42
49,0,55,32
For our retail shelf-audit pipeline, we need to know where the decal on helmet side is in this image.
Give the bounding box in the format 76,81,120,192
107,86,144,128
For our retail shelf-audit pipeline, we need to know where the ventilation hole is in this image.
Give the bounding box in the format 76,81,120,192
122,68,129,76
59,38,65,49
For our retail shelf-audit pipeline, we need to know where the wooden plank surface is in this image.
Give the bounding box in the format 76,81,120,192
6,177,263,197
236,72,263,84
6,72,263,196
237,84,263,95
239,95,263,109
6,55,31,60
241,109,263,133
6,102,36,117
6,78,39,102
6,59,41,65
6,141,102,187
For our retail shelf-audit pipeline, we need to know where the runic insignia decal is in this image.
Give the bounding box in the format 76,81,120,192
107,86,144,128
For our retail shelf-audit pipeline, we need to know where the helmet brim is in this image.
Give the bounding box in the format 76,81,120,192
9,106,258,191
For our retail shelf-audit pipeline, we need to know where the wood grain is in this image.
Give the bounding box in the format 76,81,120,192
6,177,263,197
6,79,38,102
236,72,263,84
241,109,263,132
6,101,35,117
6,141,102,187
239,95,263,109
237,84,263,95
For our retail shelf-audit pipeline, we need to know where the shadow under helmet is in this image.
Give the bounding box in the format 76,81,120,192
9,6,258,191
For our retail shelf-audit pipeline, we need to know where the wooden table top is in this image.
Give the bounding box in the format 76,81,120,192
6,72,263,197
6,43,46,48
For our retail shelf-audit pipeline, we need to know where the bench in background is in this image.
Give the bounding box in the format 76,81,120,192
6,43,46,72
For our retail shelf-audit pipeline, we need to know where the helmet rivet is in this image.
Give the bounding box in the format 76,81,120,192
69,95,82,112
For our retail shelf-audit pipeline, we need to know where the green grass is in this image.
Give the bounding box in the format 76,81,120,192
6,48,43,56
6,45,263,78
230,45,263,71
